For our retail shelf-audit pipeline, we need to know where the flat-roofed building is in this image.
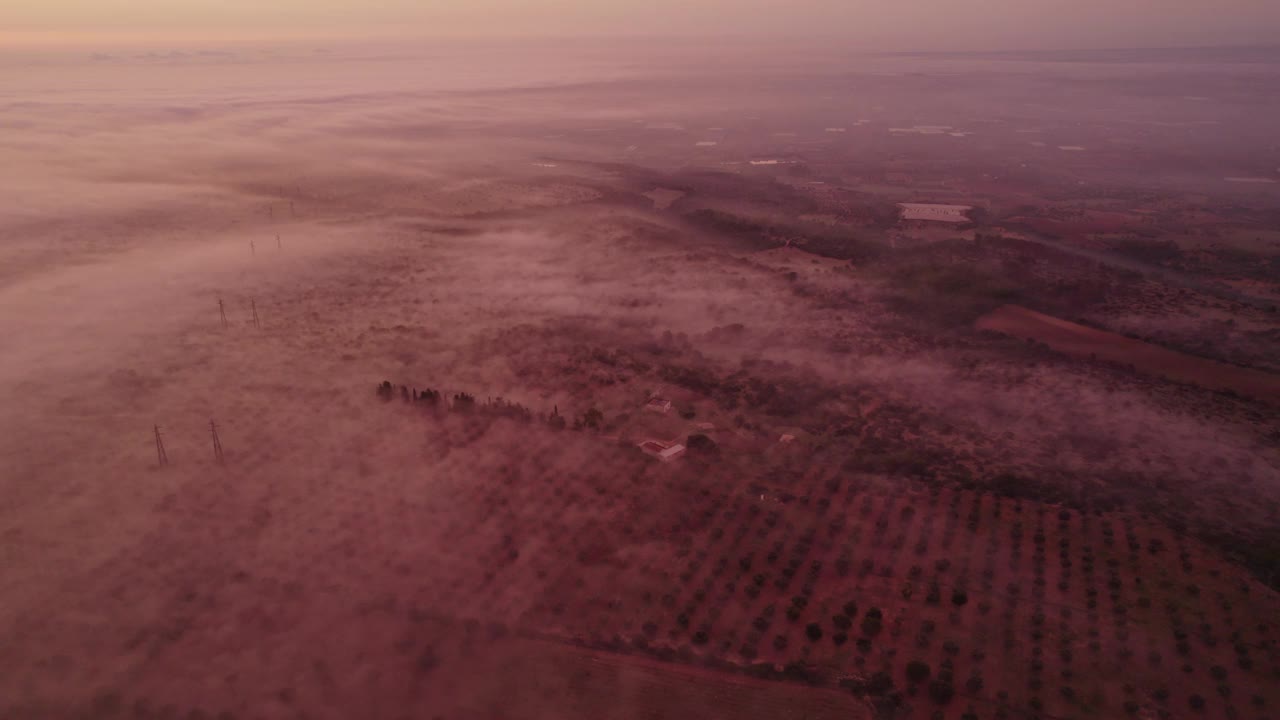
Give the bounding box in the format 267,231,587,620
898,203,973,224
638,439,686,462
645,397,673,414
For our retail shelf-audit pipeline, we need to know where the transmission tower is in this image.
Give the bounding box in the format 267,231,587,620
218,298,228,328
251,299,261,329
210,420,225,464
154,425,168,466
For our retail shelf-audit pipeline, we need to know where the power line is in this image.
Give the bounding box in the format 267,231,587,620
154,424,168,466
210,419,225,464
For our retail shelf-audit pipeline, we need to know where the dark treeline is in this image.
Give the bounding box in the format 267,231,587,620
376,380,602,431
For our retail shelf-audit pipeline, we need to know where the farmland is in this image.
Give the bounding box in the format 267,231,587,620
1,39,1279,720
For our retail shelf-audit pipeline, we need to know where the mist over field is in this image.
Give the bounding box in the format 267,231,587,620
2,36,1279,720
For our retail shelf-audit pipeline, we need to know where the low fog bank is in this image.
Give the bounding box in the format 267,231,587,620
2,44,1279,718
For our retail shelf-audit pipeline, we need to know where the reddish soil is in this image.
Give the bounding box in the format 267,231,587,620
977,305,1280,404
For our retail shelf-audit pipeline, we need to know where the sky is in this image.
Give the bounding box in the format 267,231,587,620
3,0,1280,50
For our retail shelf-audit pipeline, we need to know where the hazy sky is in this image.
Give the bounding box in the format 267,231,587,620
4,0,1280,50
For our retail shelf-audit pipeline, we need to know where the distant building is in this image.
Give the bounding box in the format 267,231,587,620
639,439,686,462
779,434,796,443
898,203,972,224
645,397,673,414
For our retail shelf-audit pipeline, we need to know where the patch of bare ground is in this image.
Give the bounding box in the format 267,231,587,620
976,305,1280,404
644,187,687,210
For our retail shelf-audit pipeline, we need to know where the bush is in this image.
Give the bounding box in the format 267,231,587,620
686,433,718,455
806,623,823,641
843,601,858,617
906,660,932,684
926,583,942,604
868,670,894,694
833,614,853,630
862,614,883,636
951,590,968,607
928,678,955,704
833,632,848,646
1189,694,1206,711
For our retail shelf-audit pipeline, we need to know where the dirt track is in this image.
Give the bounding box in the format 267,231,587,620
977,304,1280,404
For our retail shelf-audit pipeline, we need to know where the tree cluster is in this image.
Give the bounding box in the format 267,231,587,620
376,380,606,431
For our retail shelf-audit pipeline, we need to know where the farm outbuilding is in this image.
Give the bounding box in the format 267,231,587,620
638,439,686,462
645,397,673,414
898,203,972,224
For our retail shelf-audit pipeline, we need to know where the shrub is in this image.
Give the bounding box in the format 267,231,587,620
843,600,858,617
906,660,932,683
951,590,968,607
833,614,852,630
859,606,885,635
928,678,955,704
868,670,893,694
926,583,942,604
805,623,823,641
1189,694,1206,711
686,433,718,455
862,614,883,636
